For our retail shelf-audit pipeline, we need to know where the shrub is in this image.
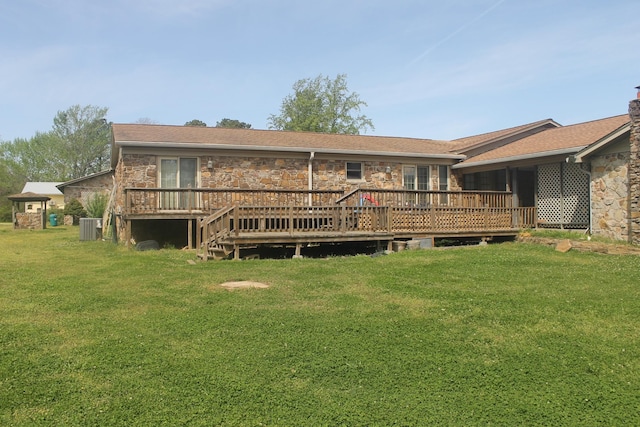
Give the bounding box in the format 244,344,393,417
63,198,86,225
85,193,109,218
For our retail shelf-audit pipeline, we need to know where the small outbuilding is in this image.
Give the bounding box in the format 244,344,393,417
7,192,51,230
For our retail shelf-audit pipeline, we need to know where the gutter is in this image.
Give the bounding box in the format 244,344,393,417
452,147,585,169
115,141,466,160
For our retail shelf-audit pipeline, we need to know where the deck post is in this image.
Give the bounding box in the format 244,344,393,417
196,218,202,256
234,245,240,260
234,205,239,237
125,219,132,247
187,219,193,249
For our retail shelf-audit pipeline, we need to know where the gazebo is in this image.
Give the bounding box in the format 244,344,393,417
7,192,51,230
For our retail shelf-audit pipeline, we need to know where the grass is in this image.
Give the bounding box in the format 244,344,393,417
1,224,639,426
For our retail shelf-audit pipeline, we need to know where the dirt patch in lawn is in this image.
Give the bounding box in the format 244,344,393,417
218,281,270,290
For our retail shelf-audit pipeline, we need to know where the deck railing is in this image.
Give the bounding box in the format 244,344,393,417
200,205,537,248
125,188,345,215
338,188,514,208
126,188,518,215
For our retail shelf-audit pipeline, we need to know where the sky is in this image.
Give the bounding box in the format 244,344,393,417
1,0,639,142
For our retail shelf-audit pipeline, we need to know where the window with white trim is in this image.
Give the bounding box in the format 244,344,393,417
439,165,449,205
403,165,429,190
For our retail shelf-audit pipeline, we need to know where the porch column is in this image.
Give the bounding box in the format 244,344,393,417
628,97,640,244
511,168,519,208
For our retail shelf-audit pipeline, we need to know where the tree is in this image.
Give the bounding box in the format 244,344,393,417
185,119,207,127
0,105,110,184
52,105,111,179
135,117,159,124
215,118,252,129
5,133,68,181
0,140,27,221
268,74,374,135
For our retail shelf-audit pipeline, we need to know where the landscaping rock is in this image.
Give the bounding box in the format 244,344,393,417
555,239,572,253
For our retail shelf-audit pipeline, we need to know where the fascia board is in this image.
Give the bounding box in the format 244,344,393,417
452,147,584,169
115,140,466,160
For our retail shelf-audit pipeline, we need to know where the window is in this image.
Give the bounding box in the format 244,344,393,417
159,158,198,188
403,165,430,206
462,170,506,191
439,165,449,205
346,162,363,180
403,165,429,190
438,166,449,191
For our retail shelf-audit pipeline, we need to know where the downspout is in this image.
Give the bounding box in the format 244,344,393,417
308,152,315,206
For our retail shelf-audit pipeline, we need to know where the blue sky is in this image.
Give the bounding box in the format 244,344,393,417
1,0,638,142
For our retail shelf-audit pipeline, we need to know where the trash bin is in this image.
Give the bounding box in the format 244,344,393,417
49,213,58,227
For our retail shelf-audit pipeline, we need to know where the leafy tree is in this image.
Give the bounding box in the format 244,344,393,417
185,119,207,127
268,73,374,135
0,105,110,183
52,105,111,179
135,117,159,124
5,133,68,181
215,118,252,129
0,140,26,221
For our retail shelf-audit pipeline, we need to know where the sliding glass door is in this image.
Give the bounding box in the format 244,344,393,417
159,158,198,209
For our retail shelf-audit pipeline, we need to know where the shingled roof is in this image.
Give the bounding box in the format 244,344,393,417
454,115,630,169
111,124,463,168
450,118,561,152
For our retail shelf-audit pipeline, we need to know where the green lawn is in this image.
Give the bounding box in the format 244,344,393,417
1,224,639,426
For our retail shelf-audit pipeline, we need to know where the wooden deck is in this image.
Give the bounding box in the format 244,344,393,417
121,188,535,259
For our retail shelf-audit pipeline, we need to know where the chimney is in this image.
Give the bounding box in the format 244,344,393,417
628,87,640,243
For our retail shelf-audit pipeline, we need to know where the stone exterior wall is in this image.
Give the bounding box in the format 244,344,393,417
117,153,456,194
63,172,114,206
590,152,629,241
629,99,640,244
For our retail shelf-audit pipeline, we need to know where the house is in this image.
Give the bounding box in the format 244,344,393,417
107,93,640,256
21,182,64,212
110,125,532,256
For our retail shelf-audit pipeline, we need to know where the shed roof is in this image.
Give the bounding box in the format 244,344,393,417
21,182,63,196
111,124,464,167
7,192,51,202
57,170,114,190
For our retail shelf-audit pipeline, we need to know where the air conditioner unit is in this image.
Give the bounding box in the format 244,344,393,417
79,218,102,241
